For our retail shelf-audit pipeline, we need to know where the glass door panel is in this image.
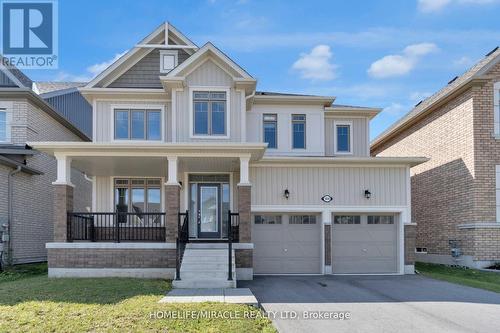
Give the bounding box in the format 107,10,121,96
198,184,220,238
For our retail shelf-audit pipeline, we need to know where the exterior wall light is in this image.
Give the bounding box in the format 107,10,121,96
364,190,371,199
284,189,290,199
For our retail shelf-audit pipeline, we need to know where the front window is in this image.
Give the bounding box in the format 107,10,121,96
193,91,227,136
114,109,162,140
263,114,277,149
114,178,162,214
292,114,306,149
335,123,351,154
0,110,6,142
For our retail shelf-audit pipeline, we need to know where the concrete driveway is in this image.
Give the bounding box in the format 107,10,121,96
239,275,500,333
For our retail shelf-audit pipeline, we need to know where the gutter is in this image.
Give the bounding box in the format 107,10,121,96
5,166,21,265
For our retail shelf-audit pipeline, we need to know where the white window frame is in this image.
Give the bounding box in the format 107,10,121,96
189,87,231,139
160,50,178,73
496,165,500,222
110,104,165,143
262,113,278,149
291,114,307,150
0,102,13,143
334,120,353,155
494,82,500,137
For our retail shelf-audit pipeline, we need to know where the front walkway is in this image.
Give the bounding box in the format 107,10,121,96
240,275,500,333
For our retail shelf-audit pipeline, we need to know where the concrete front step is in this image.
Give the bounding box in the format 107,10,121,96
172,279,237,289
180,271,235,280
180,263,231,270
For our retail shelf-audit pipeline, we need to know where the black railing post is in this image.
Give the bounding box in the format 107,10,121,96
67,213,73,242
228,210,233,281
90,216,96,242
115,212,120,243
175,237,181,280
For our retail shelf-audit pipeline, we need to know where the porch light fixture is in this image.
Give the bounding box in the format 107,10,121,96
284,189,290,199
364,190,371,199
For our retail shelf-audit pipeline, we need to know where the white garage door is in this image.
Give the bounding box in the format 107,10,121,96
332,214,398,274
253,214,321,274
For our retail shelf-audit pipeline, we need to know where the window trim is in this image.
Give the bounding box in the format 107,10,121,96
291,114,306,150
263,113,278,149
0,102,13,143
160,50,179,73
111,104,165,143
189,87,231,139
334,120,353,155
111,176,165,213
494,82,500,137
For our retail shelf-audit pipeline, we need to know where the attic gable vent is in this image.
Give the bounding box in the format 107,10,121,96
448,76,458,85
485,46,499,57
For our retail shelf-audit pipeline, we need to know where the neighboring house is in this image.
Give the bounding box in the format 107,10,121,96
31,23,425,286
0,59,91,265
371,47,500,269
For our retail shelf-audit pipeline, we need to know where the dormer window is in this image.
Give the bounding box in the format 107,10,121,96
160,50,178,73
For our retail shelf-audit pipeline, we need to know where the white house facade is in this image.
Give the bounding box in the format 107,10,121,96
31,23,426,287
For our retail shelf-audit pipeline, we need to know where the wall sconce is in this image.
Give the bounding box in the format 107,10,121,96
364,190,371,199
284,189,290,199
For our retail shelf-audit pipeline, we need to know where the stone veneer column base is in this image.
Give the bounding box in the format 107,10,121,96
235,249,253,280
165,184,180,242
54,184,74,242
404,224,416,274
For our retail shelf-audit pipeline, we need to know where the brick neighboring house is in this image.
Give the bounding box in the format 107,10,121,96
371,47,500,269
0,61,91,265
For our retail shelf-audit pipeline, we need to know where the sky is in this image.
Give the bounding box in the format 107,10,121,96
25,0,500,139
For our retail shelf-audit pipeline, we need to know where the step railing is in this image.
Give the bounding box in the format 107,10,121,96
175,210,189,281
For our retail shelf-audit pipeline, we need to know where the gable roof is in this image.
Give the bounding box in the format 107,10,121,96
85,22,198,88
34,81,86,96
163,42,253,80
0,56,33,88
372,46,500,150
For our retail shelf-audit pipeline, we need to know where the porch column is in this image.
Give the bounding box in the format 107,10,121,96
165,156,180,242
238,155,251,242
52,155,74,242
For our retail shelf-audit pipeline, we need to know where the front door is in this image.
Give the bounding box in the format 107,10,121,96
197,184,221,238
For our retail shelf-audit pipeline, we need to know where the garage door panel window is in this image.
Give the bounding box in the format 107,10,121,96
289,215,317,224
367,216,394,224
334,215,361,224
254,215,282,224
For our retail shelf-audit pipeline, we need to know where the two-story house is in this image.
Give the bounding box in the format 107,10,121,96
32,23,425,287
372,47,500,269
0,60,91,266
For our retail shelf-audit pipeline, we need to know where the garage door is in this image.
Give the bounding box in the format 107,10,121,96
332,214,398,274
253,214,321,274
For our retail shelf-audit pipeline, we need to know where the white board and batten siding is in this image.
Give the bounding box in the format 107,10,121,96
93,100,171,142
246,104,325,156
324,117,369,157
250,166,407,207
174,60,244,142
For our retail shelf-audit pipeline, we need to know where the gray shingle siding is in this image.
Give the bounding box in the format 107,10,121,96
108,48,190,88
44,91,92,138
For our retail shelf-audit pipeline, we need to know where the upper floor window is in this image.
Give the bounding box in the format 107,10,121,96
292,114,306,149
114,108,162,141
335,121,352,154
160,50,178,73
193,91,227,136
0,110,6,142
263,114,277,149
495,82,500,136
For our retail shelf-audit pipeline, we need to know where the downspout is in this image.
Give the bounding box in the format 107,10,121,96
6,166,22,266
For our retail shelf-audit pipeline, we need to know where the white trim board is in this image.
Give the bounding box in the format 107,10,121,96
46,242,176,249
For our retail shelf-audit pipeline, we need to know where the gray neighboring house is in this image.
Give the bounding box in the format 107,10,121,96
0,61,91,265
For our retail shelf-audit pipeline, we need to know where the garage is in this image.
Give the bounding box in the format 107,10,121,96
252,214,322,274
332,214,398,274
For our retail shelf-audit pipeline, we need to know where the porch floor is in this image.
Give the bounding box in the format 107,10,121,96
159,288,258,306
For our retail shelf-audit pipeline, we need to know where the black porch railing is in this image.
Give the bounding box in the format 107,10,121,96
67,212,166,242
227,210,240,281
175,210,189,281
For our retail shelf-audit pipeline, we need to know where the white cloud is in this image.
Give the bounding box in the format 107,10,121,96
383,102,409,116
292,45,337,81
418,0,498,12
367,43,438,78
87,51,127,77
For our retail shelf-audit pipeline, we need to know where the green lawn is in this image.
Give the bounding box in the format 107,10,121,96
0,263,275,333
416,262,500,293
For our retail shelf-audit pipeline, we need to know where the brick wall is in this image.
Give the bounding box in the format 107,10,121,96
404,224,416,265
235,249,252,268
373,61,500,264
48,248,176,268
0,98,91,264
238,185,251,243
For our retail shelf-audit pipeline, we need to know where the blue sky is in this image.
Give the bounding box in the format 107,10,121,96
26,0,500,139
